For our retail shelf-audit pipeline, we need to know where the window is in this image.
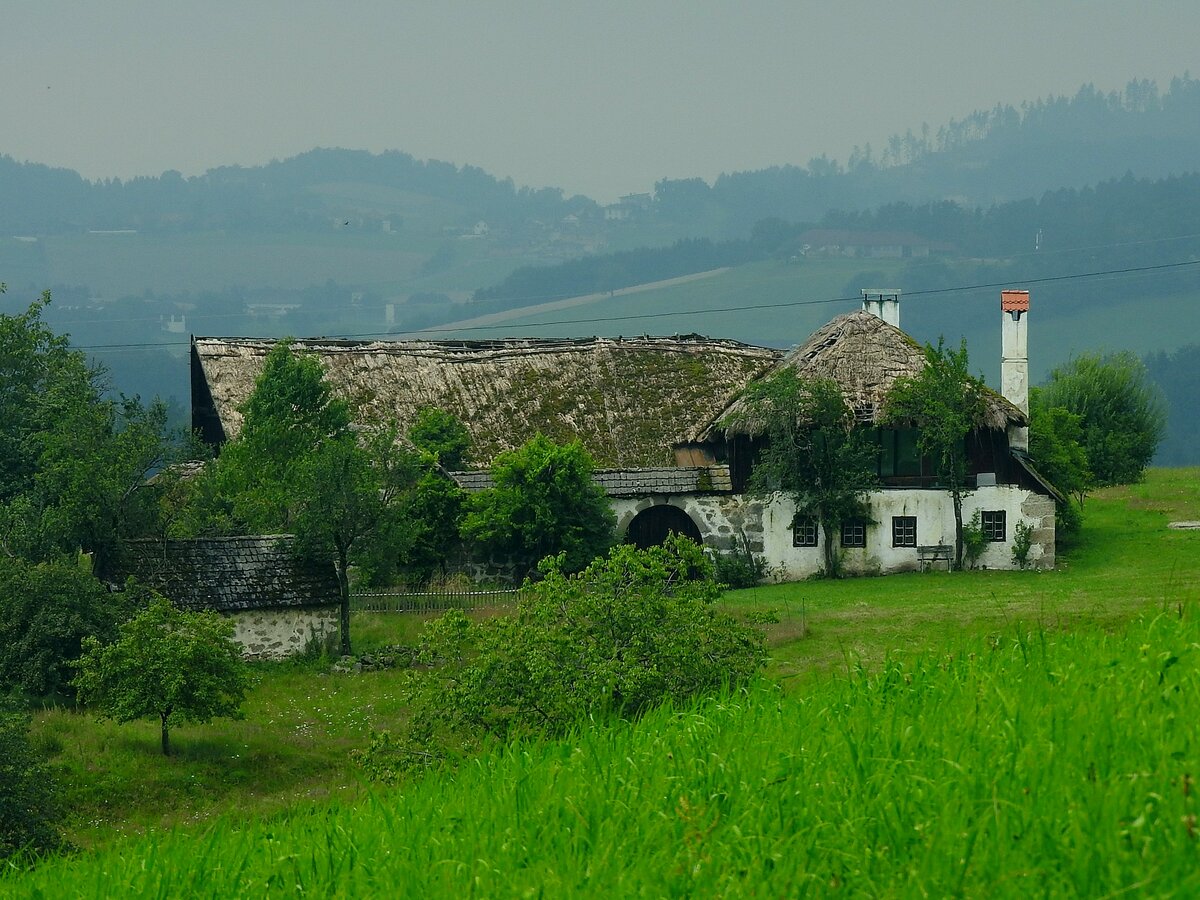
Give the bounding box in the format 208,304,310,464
892,516,917,547
981,510,1006,542
840,518,867,548
792,517,818,547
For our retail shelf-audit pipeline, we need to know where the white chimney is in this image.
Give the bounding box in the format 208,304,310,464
861,288,901,328
1001,290,1030,452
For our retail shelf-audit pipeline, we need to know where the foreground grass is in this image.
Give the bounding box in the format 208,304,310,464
19,469,1200,857
8,605,1199,896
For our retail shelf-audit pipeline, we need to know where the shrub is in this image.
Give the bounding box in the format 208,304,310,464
358,535,765,778
961,511,987,570
0,710,63,861
1011,521,1035,569
0,557,139,699
712,534,767,588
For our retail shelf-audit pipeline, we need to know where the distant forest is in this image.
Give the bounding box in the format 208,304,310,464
2,77,1198,241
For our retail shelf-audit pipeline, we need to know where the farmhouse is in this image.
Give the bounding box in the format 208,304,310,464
190,289,1057,579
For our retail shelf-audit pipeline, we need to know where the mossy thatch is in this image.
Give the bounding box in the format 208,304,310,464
192,335,780,468
705,310,1025,438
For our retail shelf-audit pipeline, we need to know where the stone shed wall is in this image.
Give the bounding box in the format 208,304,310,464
229,605,339,661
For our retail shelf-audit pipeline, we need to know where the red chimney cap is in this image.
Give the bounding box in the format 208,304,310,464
1001,290,1030,312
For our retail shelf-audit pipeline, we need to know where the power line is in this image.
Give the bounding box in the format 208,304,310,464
71,256,1200,352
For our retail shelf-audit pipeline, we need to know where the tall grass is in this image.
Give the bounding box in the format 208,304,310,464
8,606,1198,897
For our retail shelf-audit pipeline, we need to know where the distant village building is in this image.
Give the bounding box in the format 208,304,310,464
190,290,1056,580
798,229,954,259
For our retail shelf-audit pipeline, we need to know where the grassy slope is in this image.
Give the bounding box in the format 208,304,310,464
6,469,1198,894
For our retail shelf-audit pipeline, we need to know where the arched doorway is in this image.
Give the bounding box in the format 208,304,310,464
624,504,702,550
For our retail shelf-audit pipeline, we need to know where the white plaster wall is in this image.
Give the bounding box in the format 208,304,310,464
760,486,1054,580
615,486,1055,582
230,606,339,660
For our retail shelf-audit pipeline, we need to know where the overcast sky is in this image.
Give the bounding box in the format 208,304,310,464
3,1,1197,202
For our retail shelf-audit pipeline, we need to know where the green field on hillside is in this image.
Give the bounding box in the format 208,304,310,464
2,472,1190,897
5,470,1199,895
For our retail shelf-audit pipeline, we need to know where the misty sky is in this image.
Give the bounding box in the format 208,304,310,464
3,1,1198,202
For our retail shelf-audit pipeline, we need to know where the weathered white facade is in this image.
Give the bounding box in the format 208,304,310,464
614,485,1055,580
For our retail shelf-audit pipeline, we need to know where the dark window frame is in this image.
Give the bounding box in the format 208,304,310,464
792,517,818,547
981,510,1007,542
841,518,867,548
892,515,917,547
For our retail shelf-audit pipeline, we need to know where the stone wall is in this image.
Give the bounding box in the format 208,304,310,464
229,605,339,660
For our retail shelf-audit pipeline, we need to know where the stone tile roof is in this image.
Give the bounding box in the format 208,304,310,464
119,535,339,613
450,465,733,497
192,335,780,468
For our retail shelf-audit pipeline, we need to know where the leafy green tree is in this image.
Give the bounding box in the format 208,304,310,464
0,557,140,699
188,343,418,655
207,340,353,533
885,338,988,570
408,407,471,469
74,597,251,756
1030,392,1093,540
1037,352,1167,485
0,290,175,569
460,434,614,577
359,536,764,777
293,426,418,655
0,710,64,861
394,470,467,583
723,371,878,578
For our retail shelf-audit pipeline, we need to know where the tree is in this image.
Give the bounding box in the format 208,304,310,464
408,407,471,469
0,291,175,569
0,557,140,699
74,597,251,756
357,536,764,777
188,343,418,655
885,338,988,570
722,371,878,577
1030,392,1093,541
207,340,353,534
1038,352,1168,485
292,426,417,656
460,434,614,577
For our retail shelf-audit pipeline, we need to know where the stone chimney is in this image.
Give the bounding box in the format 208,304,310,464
1001,290,1030,452
861,288,901,328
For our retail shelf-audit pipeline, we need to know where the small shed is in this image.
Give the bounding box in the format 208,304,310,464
119,535,340,660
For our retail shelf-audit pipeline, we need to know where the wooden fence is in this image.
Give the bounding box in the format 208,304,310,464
350,586,526,614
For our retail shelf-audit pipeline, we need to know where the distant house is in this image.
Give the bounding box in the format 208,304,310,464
798,229,954,259
118,535,340,660
189,290,1056,580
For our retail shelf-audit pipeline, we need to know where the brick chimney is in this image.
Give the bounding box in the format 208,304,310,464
1001,290,1030,452
861,288,901,328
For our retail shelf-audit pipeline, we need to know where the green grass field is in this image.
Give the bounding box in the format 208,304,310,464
4,469,1198,895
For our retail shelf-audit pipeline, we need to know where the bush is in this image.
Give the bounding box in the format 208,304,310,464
358,536,765,778
0,710,64,861
712,534,767,588
0,557,138,699
962,511,986,570
1011,521,1035,569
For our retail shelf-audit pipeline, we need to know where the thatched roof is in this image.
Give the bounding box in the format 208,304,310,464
192,335,780,468
703,310,1026,439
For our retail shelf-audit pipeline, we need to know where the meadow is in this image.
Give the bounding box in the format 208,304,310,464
3,469,1198,896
